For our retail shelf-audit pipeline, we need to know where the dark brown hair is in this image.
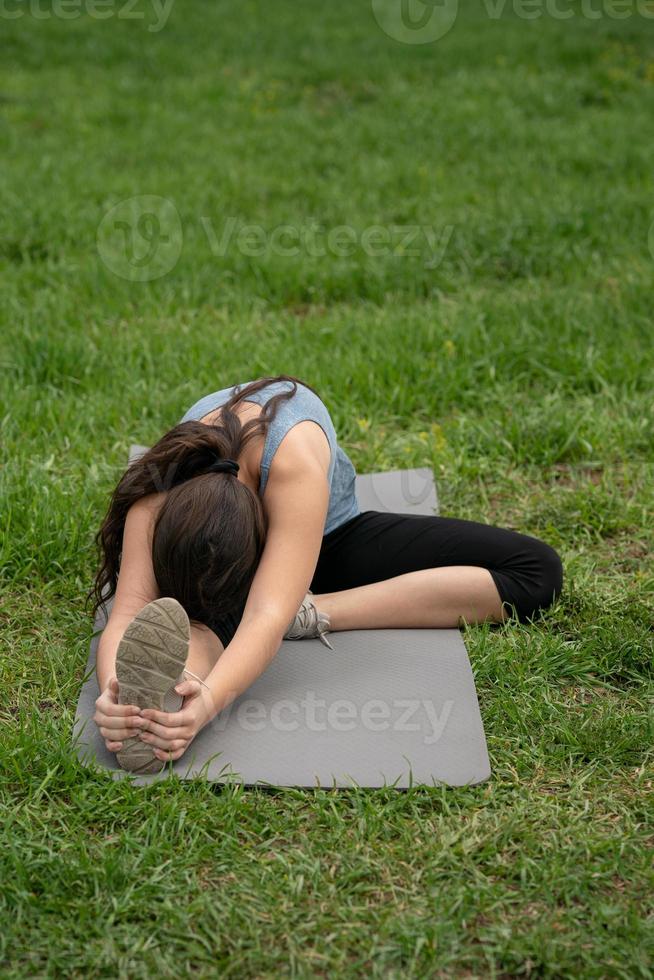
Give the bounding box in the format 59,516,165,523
87,374,321,627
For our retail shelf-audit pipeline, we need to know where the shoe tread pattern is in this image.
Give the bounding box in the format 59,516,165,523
115,598,190,774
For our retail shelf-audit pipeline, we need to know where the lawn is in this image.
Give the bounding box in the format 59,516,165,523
1,0,653,975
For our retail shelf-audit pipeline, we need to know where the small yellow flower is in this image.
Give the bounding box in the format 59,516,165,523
444,339,456,357
606,66,627,82
430,422,447,452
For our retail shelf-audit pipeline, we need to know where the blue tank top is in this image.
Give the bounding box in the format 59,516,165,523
179,379,360,535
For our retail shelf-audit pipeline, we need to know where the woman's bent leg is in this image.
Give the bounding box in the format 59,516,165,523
314,566,506,629
310,511,563,629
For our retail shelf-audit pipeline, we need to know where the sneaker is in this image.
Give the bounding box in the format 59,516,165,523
115,597,190,775
283,590,333,650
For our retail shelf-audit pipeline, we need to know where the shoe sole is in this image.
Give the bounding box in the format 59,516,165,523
115,597,190,775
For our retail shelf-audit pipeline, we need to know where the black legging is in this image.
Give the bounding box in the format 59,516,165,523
207,510,563,648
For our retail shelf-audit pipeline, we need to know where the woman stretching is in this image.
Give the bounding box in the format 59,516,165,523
89,374,563,774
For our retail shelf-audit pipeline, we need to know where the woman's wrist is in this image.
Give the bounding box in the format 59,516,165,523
194,687,219,732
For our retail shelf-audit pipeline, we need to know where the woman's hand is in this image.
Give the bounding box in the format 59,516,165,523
93,677,144,753
137,679,214,763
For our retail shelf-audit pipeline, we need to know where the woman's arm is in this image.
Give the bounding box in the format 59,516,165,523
139,421,331,745
95,494,163,692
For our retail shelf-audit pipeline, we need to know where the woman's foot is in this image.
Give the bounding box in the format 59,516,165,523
283,590,333,649
115,597,190,774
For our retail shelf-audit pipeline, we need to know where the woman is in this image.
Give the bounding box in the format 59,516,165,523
89,374,563,774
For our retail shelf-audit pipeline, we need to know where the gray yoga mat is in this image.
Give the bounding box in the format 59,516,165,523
73,457,490,788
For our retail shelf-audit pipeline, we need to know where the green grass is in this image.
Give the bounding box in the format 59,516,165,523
1,0,653,975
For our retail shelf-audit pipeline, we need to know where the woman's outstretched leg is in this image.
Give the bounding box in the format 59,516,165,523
183,622,226,680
